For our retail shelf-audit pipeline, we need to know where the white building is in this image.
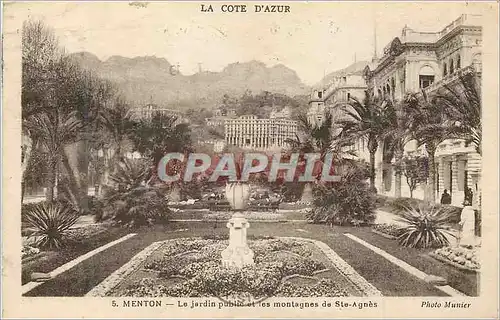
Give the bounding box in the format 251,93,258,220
224,115,298,150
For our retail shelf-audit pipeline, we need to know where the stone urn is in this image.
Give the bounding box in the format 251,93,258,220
225,182,251,211
222,182,254,268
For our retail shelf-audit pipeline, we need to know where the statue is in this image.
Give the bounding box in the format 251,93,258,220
459,198,476,248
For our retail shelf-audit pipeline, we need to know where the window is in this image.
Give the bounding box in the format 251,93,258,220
419,75,435,89
419,65,435,88
318,91,323,99
456,55,461,70
347,92,351,100
472,53,482,72
450,59,454,74
443,62,447,77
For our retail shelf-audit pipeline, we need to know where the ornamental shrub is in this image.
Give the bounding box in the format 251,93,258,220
308,163,376,226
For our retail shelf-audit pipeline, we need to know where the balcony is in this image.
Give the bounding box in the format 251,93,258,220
422,65,479,95
438,14,482,39
435,139,475,157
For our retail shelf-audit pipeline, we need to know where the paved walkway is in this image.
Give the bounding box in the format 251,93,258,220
23,188,97,204
23,222,477,297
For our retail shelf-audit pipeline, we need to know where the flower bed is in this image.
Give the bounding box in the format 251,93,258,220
22,245,41,261
371,224,402,239
430,246,480,272
96,237,365,298
171,211,287,221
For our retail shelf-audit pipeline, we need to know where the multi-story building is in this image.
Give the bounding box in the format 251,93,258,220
362,13,482,206
307,64,369,126
130,104,188,125
308,14,482,207
224,115,298,150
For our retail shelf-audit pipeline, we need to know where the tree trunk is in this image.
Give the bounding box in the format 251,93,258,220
426,143,437,203
81,139,90,211
45,156,56,203
300,182,313,203
21,135,34,202
368,137,378,192
369,151,376,191
98,148,110,198
60,151,82,208
169,184,181,202
62,141,89,212
394,146,403,198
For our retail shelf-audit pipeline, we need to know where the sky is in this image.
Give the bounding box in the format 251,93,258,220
5,1,488,85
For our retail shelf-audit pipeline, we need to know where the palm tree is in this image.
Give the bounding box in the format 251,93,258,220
403,91,456,203
339,91,392,191
287,112,328,154
380,99,413,198
100,99,135,162
130,112,193,167
22,20,62,200
23,111,82,203
129,112,192,200
286,111,336,201
92,99,135,195
434,71,481,155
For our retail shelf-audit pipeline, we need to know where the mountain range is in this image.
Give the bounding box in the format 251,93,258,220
69,52,310,110
69,52,370,111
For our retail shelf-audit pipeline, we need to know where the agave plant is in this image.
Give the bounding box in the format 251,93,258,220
22,202,79,249
396,204,456,249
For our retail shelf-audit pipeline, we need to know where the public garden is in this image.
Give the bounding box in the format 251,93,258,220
21,20,481,299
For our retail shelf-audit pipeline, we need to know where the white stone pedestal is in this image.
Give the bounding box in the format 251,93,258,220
221,212,254,268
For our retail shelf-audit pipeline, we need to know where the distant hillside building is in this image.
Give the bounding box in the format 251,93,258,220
130,104,188,125
206,106,237,127
224,115,298,150
270,106,292,119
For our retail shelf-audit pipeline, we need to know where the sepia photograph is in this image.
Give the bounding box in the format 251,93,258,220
2,1,499,319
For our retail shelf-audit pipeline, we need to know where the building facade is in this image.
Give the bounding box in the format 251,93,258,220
224,115,298,150
308,14,482,207
363,14,482,206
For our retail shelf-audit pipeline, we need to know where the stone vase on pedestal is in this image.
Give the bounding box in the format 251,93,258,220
225,182,250,210
222,182,254,268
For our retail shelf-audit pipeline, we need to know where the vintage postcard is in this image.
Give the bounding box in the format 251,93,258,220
2,1,499,318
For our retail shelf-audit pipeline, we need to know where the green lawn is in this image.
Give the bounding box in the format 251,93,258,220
22,225,130,285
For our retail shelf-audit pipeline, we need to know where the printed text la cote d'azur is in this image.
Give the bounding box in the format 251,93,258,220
201,4,291,13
